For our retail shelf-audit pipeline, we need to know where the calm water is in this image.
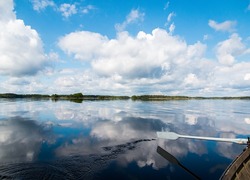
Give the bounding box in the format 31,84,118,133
0,99,250,179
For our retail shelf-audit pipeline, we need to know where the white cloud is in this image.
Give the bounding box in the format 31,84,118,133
164,1,170,10
59,28,207,80
165,12,176,34
58,31,108,61
126,9,144,24
30,0,55,11
211,62,250,93
115,9,145,31
168,22,175,34
82,5,96,14
1,16,247,97
57,28,232,96
203,34,209,41
216,33,246,65
1,76,48,94
167,12,175,23
59,3,77,18
55,76,76,87
208,20,236,32
184,73,200,86
244,73,250,81
0,0,15,21
51,70,130,95
9,77,31,86
0,0,48,76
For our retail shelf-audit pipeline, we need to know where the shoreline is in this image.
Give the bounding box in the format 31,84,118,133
0,93,250,101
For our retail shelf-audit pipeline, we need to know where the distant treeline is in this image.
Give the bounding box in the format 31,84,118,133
51,93,130,101
0,93,129,101
131,95,190,101
131,95,250,100
0,93,250,101
0,93,50,99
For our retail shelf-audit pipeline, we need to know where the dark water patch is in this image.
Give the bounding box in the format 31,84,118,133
0,162,69,180
102,138,156,152
0,139,156,180
233,111,250,115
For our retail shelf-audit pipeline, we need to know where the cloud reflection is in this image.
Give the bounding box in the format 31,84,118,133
54,114,218,171
0,117,50,163
0,100,250,179
91,117,167,141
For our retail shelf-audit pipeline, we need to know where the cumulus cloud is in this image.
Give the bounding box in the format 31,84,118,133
59,28,206,81
0,0,15,21
30,0,55,11
59,3,77,18
212,62,250,92
61,28,250,96
115,9,145,31
216,33,246,65
52,26,250,96
0,0,48,76
58,31,108,61
52,70,131,95
208,20,237,32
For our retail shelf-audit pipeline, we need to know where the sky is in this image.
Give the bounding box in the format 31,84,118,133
0,0,250,96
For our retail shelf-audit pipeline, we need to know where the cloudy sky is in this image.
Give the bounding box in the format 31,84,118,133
1,0,250,96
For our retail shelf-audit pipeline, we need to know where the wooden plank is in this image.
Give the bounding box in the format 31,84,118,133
221,147,250,180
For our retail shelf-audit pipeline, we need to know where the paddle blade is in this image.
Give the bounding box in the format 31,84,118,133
157,146,201,180
157,146,179,165
157,131,179,140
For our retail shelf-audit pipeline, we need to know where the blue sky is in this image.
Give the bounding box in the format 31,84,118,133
1,0,250,96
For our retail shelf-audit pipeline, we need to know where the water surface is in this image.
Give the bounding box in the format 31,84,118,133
0,99,250,179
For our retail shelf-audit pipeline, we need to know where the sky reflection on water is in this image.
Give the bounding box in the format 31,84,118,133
0,99,250,179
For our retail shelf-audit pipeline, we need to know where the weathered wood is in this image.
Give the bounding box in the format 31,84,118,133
221,147,250,180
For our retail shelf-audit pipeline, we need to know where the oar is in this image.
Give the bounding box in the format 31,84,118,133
157,146,201,180
157,131,248,145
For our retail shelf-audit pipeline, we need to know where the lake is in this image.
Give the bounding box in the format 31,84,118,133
0,99,250,179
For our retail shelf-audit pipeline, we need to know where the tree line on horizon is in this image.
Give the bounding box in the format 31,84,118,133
0,93,250,101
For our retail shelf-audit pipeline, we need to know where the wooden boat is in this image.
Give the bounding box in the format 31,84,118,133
157,131,250,180
220,143,250,180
